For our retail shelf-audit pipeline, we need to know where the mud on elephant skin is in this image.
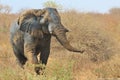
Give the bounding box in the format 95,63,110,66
10,7,84,75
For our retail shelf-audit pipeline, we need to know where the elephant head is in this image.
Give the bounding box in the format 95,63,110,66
40,8,84,53
18,8,83,53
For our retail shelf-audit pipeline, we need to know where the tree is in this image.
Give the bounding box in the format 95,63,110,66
109,8,120,15
43,0,62,10
0,4,11,13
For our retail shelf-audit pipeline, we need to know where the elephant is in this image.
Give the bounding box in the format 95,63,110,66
10,7,84,75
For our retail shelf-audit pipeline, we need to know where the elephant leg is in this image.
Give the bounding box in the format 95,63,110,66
12,42,27,68
40,49,50,65
39,44,50,73
31,49,40,75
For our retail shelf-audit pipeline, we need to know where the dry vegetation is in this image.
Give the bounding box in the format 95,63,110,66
0,8,120,80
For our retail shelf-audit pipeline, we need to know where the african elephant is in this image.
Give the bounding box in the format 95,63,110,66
10,8,84,75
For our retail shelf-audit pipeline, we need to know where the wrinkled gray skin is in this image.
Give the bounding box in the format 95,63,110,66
10,8,84,75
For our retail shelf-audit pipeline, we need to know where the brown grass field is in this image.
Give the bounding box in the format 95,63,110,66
0,9,120,80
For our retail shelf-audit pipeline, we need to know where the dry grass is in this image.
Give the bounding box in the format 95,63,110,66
0,9,120,80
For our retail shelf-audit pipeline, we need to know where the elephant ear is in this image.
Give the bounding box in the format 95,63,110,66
19,17,36,33
17,9,45,33
19,17,43,38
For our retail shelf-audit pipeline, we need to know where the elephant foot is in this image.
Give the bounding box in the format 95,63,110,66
35,67,40,75
16,60,24,69
16,58,27,69
35,67,45,75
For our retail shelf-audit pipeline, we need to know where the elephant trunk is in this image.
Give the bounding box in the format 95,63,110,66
53,27,84,53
